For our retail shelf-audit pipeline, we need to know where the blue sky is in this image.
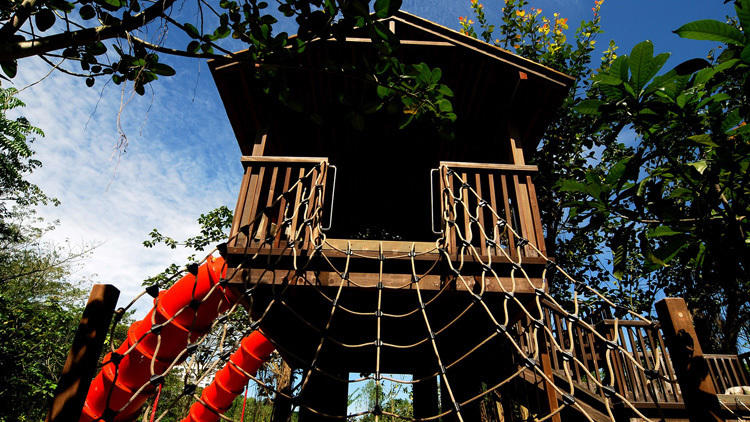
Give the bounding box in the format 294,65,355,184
12,0,731,304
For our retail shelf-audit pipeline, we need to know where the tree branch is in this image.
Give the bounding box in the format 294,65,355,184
0,0,40,38
0,0,177,61
127,31,222,59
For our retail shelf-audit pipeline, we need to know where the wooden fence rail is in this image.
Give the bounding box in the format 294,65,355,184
438,161,544,260
229,156,328,252
704,353,750,394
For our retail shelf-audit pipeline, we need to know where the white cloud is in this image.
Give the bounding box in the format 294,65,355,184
13,58,243,308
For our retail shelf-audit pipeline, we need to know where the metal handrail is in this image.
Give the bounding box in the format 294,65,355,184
429,168,442,235
321,164,337,231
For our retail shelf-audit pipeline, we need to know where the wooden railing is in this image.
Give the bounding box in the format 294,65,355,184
705,353,750,394
596,318,682,405
514,301,684,412
439,161,545,261
229,156,328,251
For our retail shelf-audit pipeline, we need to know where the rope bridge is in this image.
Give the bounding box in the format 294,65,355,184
78,161,743,422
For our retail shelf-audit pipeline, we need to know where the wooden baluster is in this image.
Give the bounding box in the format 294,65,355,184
460,172,472,252
625,325,649,401
230,167,252,248
525,174,546,256
499,174,516,260
487,173,499,257
288,167,306,248
575,324,594,392
256,166,279,244
274,167,293,248
636,326,664,402
587,330,605,399
474,172,487,257
655,324,682,402
511,173,536,257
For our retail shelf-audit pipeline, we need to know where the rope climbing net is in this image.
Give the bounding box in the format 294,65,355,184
85,161,746,422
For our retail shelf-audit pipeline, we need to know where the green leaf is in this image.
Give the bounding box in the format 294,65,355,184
184,23,200,39
647,226,682,238
557,179,588,193
430,67,442,84
86,41,107,56
187,40,200,53
605,156,631,185
737,0,750,31
437,84,454,97
79,4,96,19
629,41,670,94
1,61,17,78
34,9,56,32
639,232,666,268
688,160,707,174
376,85,391,98
688,134,718,147
742,44,750,64
574,99,603,115
674,19,746,46
150,62,175,76
374,0,402,18
93,0,122,11
213,25,231,40
611,229,630,280
609,55,630,81
49,0,75,12
436,98,453,113
593,73,623,86
721,108,741,134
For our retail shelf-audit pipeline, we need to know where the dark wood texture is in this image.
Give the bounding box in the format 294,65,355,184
45,284,120,422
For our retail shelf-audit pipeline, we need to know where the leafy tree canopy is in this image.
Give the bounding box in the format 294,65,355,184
0,0,458,130
0,86,95,421
462,0,749,352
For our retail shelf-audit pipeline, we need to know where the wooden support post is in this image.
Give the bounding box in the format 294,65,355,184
298,369,348,421
413,370,439,419
537,328,562,422
655,297,725,422
271,362,295,422
46,284,120,422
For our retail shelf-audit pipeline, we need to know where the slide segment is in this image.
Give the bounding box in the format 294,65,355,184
81,256,237,421
182,331,275,422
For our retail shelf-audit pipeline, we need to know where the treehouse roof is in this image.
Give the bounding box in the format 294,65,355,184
209,10,575,159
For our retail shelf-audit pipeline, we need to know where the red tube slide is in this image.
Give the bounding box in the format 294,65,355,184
182,331,275,421
80,256,267,421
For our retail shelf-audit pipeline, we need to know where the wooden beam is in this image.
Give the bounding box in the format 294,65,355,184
240,155,328,168
46,284,120,422
251,130,268,156
655,298,725,422
439,161,538,172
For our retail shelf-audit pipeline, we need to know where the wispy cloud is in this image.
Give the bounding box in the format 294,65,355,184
14,57,243,305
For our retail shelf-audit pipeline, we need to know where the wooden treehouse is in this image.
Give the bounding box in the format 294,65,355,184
194,11,750,422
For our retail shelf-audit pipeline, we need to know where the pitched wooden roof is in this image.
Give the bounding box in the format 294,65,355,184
209,10,575,158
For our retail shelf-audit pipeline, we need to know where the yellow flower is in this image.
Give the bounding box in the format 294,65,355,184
468,19,474,24
516,9,525,17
